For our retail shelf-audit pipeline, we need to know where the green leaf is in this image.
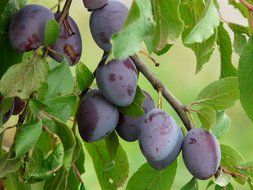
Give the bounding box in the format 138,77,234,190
197,107,216,130
29,99,47,119
24,132,64,182
105,132,119,161
0,57,49,99
180,1,217,73
228,23,250,36
215,184,234,190
6,173,31,190
74,137,85,174
13,120,42,158
181,177,198,190
238,37,253,122
44,118,76,170
214,173,231,187
233,32,247,56
80,184,86,190
0,154,21,178
109,0,154,60
220,145,246,184
0,39,23,79
43,59,74,99
217,23,237,78
67,166,80,190
43,95,78,122
119,86,145,118
85,140,129,190
238,161,253,188
197,77,239,110
184,0,220,44
43,167,68,190
126,161,177,190
75,62,94,91
212,111,231,139
151,0,184,54
44,19,60,46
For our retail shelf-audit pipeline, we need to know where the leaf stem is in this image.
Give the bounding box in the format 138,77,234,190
131,55,194,131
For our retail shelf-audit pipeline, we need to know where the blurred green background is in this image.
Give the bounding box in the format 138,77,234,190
3,0,253,189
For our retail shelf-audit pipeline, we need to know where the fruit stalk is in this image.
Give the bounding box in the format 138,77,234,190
131,55,194,131
42,0,73,58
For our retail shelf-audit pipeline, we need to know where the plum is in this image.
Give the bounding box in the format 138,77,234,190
116,90,155,142
8,4,54,52
12,97,26,115
49,13,82,66
89,0,128,52
96,57,138,106
83,0,108,10
182,128,221,180
77,89,119,142
148,130,184,170
138,108,183,164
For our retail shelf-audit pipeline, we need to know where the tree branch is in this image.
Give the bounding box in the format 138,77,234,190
130,55,194,131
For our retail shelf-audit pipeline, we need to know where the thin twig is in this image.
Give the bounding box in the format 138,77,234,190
130,55,194,131
240,0,253,11
73,164,84,184
139,51,160,67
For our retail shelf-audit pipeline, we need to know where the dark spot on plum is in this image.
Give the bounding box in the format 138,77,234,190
149,135,152,138
109,73,117,81
158,125,171,135
156,147,159,152
32,9,40,13
20,34,40,51
118,75,123,80
127,87,134,96
123,60,136,73
189,138,197,144
78,102,98,141
144,119,149,124
63,44,80,64
100,32,109,43
149,111,165,122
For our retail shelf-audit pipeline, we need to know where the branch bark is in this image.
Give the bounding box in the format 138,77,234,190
240,0,253,11
130,55,194,131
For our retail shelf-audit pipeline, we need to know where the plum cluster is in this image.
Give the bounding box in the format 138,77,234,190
8,4,82,65
6,0,222,180
1,97,26,124
77,0,221,179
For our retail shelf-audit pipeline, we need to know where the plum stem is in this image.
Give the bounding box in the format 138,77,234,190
131,55,194,131
42,0,73,58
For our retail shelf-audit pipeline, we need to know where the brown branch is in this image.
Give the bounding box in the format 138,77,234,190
131,55,194,131
240,0,253,11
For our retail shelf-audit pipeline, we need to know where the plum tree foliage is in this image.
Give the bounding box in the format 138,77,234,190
0,0,253,189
